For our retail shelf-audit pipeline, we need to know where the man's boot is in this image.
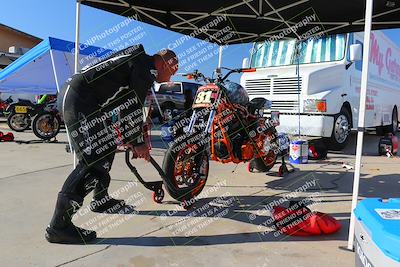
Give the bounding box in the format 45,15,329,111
90,193,125,213
90,176,125,213
45,193,96,244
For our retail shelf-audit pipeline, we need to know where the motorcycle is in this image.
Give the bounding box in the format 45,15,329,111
32,101,61,140
6,98,39,132
161,68,280,205
6,98,61,140
0,96,13,117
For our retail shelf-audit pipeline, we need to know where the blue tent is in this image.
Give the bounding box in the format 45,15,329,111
0,37,112,94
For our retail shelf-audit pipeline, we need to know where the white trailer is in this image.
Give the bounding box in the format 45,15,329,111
241,31,400,149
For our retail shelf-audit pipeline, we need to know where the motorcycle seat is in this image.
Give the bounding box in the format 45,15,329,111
247,97,268,114
18,99,33,104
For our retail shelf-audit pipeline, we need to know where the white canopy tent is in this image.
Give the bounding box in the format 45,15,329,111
72,0,396,250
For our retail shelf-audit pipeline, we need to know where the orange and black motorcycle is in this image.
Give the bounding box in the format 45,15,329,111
162,68,280,205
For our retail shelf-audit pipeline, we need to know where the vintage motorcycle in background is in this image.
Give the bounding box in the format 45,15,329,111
31,100,61,140
161,68,280,205
0,96,13,117
6,98,37,132
6,95,61,140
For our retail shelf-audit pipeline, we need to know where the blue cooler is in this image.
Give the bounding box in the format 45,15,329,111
354,198,400,267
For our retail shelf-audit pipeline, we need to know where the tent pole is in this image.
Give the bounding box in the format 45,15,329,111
51,49,75,159
74,0,81,74
71,0,81,168
217,46,223,68
49,50,60,93
347,0,374,251
150,85,163,118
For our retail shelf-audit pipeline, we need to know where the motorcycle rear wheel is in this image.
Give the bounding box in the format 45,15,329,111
7,112,30,132
32,112,61,140
162,142,209,202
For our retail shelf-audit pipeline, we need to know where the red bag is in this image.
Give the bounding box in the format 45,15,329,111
272,202,341,236
273,205,313,236
3,132,14,142
0,131,14,142
308,139,328,160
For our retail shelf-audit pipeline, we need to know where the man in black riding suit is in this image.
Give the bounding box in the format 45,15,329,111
46,44,178,244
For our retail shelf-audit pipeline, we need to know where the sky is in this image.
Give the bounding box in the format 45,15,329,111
1,0,400,83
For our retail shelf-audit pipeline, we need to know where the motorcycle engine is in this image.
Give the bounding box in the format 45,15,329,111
214,141,229,159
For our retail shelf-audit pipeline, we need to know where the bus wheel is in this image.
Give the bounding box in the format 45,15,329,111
325,108,351,150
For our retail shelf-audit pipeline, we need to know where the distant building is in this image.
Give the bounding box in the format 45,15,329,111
0,24,42,101
0,23,42,70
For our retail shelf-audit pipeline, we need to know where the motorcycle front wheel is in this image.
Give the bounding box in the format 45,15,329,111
7,112,30,132
32,112,61,140
162,142,209,203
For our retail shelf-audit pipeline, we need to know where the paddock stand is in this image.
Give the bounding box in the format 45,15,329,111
125,150,166,204
248,154,294,177
278,155,295,177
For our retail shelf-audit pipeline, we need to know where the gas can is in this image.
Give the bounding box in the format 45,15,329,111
289,140,308,164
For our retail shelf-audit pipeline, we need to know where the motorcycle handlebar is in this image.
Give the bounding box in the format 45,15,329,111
220,67,256,82
176,67,256,83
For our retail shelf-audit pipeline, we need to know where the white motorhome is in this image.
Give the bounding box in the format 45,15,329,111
240,31,400,149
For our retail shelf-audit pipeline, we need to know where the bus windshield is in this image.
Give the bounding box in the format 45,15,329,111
250,34,346,68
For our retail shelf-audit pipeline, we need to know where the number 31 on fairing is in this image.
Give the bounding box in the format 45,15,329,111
192,85,220,108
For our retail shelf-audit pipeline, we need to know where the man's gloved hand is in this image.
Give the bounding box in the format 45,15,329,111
126,143,150,161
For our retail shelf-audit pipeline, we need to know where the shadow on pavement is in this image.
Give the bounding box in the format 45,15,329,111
93,166,400,247
94,191,351,246
264,169,400,199
96,217,349,246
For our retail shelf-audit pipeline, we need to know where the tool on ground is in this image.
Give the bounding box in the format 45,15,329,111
342,163,354,170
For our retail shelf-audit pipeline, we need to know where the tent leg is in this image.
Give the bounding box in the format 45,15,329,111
347,0,374,251
49,50,60,93
74,0,81,74
51,49,75,157
151,85,163,118
217,46,223,68
71,0,81,169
